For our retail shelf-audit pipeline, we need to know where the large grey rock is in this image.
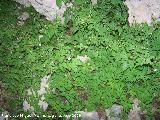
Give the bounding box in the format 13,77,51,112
15,0,160,25
124,0,160,25
15,0,72,23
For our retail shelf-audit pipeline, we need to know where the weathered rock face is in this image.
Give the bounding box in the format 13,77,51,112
106,104,122,120
128,99,141,120
124,0,160,25
30,0,72,21
15,0,72,22
14,0,97,22
15,0,31,7
16,0,160,25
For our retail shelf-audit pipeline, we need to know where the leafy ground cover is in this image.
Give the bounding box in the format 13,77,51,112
0,0,160,119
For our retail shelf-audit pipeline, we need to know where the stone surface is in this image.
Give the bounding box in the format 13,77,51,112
77,55,90,63
73,111,99,120
124,0,160,25
91,0,97,5
18,12,30,21
128,99,141,120
106,104,122,120
0,111,8,120
15,0,72,22
17,12,30,26
15,0,160,25
15,0,31,7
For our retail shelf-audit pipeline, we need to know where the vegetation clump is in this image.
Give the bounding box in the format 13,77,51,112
0,0,160,119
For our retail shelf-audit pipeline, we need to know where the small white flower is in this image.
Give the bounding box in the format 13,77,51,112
68,57,71,61
39,43,41,46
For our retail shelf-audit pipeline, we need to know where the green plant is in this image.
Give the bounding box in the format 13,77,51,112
0,0,160,119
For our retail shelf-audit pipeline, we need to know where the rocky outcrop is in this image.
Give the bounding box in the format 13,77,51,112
15,0,72,23
15,0,30,7
30,0,72,21
124,0,160,25
15,0,160,25
128,99,141,120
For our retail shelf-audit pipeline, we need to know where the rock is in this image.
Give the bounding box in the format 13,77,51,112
15,0,72,23
78,111,99,120
0,111,8,120
91,0,97,5
14,0,31,7
18,12,30,21
17,21,25,26
128,99,141,120
110,105,122,115
124,0,160,25
106,104,122,120
17,12,29,26
77,55,90,63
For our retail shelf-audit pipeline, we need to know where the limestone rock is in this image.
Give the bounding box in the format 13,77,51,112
77,55,90,63
124,0,160,25
15,0,72,23
74,111,99,120
0,111,8,120
17,12,30,26
128,99,141,120
106,104,122,120
18,12,30,21
15,0,31,7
